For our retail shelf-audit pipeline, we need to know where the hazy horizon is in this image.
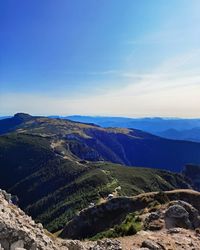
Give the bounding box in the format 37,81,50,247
1,0,200,117
1,112,200,120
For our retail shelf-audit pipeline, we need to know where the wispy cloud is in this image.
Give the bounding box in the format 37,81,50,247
1,49,200,118
86,70,119,76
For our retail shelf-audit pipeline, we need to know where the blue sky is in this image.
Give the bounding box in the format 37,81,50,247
1,0,200,117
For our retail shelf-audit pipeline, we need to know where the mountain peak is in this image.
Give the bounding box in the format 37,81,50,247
14,113,33,122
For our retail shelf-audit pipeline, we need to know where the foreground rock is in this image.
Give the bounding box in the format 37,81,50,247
89,239,122,250
165,201,200,229
141,239,163,250
0,190,59,250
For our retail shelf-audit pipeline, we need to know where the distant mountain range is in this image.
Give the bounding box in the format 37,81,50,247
65,116,200,143
159,127,200,142
65,115,200,132
1,114,200,142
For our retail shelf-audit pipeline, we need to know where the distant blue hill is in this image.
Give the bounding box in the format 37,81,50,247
65,116,200,142
65,115,200,132
159,127,200,142
0,116,11,120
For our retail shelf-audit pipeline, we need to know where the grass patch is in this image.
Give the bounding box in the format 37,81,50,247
90,212,142,240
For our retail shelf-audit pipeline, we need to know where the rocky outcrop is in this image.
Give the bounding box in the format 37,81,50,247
141,240,163,250
0,190,59,250
144,212,164,231
165,200,200,229
144,199,200,233
165,204,191,229
90,239,122,250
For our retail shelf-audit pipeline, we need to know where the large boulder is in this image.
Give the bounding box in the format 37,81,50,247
167,200,200,228
164,200,200,229
141,240,163,250
165,204,191,229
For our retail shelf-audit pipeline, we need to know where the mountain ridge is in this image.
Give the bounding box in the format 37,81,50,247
1,114,200,171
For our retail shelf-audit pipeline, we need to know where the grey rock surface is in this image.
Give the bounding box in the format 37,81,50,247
141,240,163,250
165,200,200,229
0,190,59,250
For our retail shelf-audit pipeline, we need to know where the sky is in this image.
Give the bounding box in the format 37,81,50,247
1,0,200,117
